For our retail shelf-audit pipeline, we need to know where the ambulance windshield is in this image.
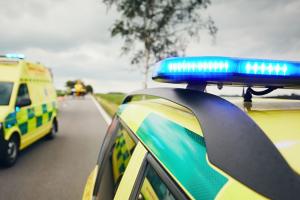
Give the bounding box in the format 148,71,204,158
0,82,13,105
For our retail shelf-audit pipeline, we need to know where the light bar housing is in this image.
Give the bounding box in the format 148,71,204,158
152,56,300,88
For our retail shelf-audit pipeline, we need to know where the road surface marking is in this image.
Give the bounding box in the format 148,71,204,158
91,95,112,125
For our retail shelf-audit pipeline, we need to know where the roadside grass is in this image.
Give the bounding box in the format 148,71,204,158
56,89,66,97
94,93,126,117
94,92,159,117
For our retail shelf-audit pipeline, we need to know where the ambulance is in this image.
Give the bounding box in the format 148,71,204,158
83,56,300,200
0,54,58,167
74,80,86,97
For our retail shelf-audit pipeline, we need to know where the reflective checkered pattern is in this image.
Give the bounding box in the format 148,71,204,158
4,102,57,135
111,128,136,184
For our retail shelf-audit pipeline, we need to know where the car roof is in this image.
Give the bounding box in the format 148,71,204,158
119,96,300,174
225,97,300,174
118,89,298,198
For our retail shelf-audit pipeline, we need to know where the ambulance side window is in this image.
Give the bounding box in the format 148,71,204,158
133,155,188,200
16,84,31,107
111,124,137,187
138,165,176,200
96,120,137,200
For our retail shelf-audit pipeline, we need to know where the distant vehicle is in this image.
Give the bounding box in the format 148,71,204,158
74,81,86,97
83,56,300,200
0,54,58,167
69,88,75,96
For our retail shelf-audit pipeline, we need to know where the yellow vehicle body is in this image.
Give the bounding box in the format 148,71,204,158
0,58,58,165
84,55,300,199
74,82,86,96
83,96,300,200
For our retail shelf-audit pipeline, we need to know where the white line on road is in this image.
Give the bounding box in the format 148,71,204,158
91,95,112,125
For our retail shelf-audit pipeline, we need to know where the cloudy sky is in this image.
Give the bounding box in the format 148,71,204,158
0,0,300,94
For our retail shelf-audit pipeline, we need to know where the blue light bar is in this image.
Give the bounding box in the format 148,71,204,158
153,56,300,88
5,53,25,59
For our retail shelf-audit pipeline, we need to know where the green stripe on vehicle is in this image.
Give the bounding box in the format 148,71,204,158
19,122,28,135
136,113,228,200
4,112,17,128
48,112,53,121
36,116,43,127
4,102,57,134
42,104,48,114
27,107,35,119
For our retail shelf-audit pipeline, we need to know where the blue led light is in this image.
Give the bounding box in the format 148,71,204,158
15,107,20,112
153,56,300,86
168,61,230,73
155,57,235,75
5,53,25,59
238,61,292,76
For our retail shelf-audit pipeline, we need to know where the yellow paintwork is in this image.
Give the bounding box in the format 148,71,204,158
112,127,136,183
119,100,200,199
0,107,9,121
0,60,20,82
0,58,57,150
83,96,300,200
215,178,268,200
82,165,98,200
75,83,85,92
19,121,52,150
205,154,268,200
119,99,275,199
140,178,159,200
215,98,300,199
225,97,300,174
120,99,202,136
119,99,202,198
74,81,86,96
247,110,300,174
114,142,147,200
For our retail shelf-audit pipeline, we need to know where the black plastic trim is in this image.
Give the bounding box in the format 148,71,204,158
93,116,120,196
93,116,140,197
119,117,139,144
123,87,300,200
130,153,189,200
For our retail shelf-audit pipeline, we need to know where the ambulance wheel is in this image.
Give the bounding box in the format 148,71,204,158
47,120,58,139
0,135,19,167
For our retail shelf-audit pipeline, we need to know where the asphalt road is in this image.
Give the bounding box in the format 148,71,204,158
0,96,108,200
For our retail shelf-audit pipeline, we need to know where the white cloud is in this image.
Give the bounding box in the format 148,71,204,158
187,0,300,60
0,0,300,94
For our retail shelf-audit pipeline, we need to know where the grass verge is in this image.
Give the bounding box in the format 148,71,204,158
94,93,126,117
94,92,158,117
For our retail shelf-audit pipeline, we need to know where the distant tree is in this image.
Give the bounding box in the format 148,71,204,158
65,80,76,89
86,85,94,93
103,0,217,88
